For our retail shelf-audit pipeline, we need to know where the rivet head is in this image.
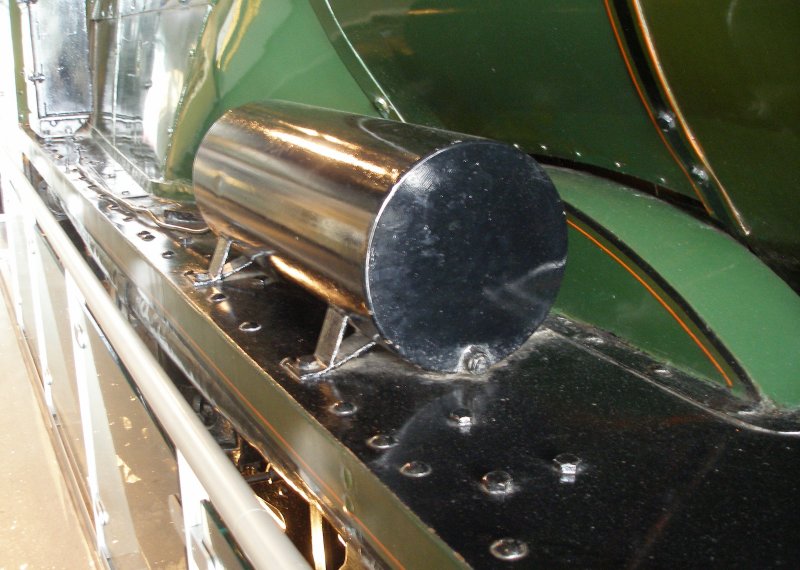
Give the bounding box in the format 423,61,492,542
373,96,391,118
490,538,529,561
161,250,174,259
239,321,262,332
329,400,357,417
367,433,398,450
209,292,227,303
691,165,710,182
651,365,672,377
657,110,676,130
447,407,473,427
553,453,582,483
137,230,154,241
481,470,514,495
399,460,432,478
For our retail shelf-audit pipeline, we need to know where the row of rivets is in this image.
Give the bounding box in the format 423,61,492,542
115,211,275,340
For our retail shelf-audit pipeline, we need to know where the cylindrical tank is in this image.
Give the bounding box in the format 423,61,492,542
194,101,567,372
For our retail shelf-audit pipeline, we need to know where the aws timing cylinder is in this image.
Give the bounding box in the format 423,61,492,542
193,101,567,373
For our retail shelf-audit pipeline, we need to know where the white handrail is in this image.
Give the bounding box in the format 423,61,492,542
1,149,311,570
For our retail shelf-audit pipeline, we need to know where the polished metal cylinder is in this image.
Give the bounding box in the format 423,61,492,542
194,101,567,372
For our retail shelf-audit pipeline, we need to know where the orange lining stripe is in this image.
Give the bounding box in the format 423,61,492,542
159,302,408,569
567,218,734,387
629,0,749,234
601,0,713,216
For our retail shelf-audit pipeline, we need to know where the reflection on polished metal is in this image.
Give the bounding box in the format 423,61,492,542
329,400,357,417
490,538,529,561
366,434,399,451
9,131,800,567
18,0,91,137
75,163,207,234
480,470,515,496
194,101,568,373
399,461,432,478
91,0,211,187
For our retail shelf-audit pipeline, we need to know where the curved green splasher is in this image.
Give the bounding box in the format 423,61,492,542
160,0,800,410
551,167,800,409
164,0,378,193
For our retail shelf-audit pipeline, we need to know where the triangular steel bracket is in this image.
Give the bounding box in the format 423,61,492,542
282,306,375,381
192,237,263,286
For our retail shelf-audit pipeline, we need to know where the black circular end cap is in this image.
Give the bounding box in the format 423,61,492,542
366,141,567,372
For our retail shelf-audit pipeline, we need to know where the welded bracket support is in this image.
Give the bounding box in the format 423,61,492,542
282,307,375,382
192,237,258,285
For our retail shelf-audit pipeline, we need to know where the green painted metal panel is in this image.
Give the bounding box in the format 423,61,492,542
637,0,800,289
6,0,29,126
555,215,739,394
311,0,698,201
551,167,800,407
165,0,378,188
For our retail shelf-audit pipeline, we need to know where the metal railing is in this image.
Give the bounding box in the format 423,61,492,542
0,147,311,570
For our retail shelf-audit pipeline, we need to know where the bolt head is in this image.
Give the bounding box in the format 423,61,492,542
553,453,583,483
467,353,489,373
461,346,490,374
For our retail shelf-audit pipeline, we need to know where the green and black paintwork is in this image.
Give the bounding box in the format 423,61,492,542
117,0,800,409
5,1,800,568
8,0,798,436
